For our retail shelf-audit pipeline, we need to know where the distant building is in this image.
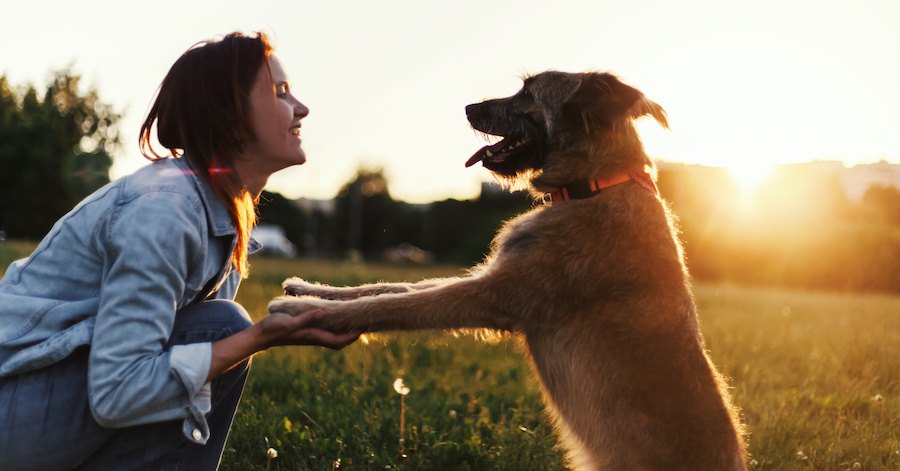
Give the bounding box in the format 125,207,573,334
481,181,507,197
839,161,900,200
657,160,899,201
251,224,297,257
293,197,335,215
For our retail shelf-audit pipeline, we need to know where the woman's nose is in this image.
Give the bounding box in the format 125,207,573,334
295,100,309,118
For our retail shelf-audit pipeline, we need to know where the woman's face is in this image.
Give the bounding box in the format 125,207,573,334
244,54,309,173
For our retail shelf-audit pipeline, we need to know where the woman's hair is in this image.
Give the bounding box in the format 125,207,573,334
140,31,274,278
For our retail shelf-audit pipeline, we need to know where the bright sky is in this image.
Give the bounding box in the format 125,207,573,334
3,0,899,203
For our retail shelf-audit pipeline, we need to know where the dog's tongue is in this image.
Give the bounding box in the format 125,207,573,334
465,148,487,167
465,139,509,167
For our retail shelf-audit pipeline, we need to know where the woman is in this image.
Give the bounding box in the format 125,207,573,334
0,32,357,470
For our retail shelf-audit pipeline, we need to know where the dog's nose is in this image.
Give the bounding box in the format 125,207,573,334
465,103,478,117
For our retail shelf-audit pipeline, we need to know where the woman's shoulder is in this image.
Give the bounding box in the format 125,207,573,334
117,158,204,205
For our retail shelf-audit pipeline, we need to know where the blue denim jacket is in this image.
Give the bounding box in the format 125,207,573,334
0,156,258,445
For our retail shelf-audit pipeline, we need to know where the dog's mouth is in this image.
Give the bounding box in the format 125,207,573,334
465,135,535,168
465,124,546,176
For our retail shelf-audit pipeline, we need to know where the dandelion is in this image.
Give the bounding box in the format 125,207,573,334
871,394,884,404
795,450,808,461
749,459,758,468
393,377,411,458
449,409,458,419
264,437,278,471
393,378,410,395
852,462,862,469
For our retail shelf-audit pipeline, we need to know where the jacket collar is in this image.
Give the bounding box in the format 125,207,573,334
172,157,236,237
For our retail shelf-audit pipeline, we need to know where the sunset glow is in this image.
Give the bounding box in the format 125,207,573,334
726,161,775,197
2,0,898,202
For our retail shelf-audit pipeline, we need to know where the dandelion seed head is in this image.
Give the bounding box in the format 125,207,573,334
872,393,884,403
749,459,759,468
393,378,410,396
449,409,458,419
852,462,862,469
267,448,278,459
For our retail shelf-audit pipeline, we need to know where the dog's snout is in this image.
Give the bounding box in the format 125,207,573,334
465,103,478,117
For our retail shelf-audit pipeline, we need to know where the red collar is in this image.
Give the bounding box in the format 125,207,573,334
548,170,658,203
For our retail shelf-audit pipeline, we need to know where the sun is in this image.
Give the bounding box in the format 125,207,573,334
725,161,774,197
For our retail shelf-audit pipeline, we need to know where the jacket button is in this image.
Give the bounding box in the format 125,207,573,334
192,428,202,441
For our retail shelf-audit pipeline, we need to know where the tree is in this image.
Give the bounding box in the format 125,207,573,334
331,168,399,258
256,190,308,252
0,69,119,239
861,184,900,224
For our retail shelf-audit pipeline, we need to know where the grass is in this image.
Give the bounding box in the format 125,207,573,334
2,242,898,469
226,258,899,470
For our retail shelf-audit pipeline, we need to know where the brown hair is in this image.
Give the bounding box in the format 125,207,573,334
140,32,274,278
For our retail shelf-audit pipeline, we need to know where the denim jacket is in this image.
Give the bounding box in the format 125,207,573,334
0,156,259,445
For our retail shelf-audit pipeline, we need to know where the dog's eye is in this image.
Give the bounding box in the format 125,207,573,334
521,89,531,98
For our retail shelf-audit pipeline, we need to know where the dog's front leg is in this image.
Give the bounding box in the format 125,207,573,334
283,277,450,300
270,275,514,333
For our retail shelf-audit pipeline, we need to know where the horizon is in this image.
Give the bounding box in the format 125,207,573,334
275,158,899,204
3,0,899,203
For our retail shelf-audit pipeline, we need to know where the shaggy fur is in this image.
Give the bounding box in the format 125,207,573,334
268,71,748,470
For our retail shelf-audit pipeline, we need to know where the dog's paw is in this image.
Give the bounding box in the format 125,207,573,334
268,295,327,316
283,277,323,297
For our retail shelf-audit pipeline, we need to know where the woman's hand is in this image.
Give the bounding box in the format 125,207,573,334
258,310,360,349
207,310,359,382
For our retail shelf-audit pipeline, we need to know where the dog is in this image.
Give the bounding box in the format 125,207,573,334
268,71,748,470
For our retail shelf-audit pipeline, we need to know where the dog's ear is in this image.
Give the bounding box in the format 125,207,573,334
563,73,668,130
629,97,669,129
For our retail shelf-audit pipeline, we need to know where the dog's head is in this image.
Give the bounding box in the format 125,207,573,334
465,71,667,191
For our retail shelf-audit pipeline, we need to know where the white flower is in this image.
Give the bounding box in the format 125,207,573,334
393,378,410,396
267,448,278,459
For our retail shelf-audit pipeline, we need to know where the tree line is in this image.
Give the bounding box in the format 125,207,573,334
258,165,900,294
0,70,119,239
2,71,898,294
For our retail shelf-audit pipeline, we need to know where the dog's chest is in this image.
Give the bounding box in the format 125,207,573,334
496,210,548,254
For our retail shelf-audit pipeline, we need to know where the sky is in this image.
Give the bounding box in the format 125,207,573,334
3,0,899,203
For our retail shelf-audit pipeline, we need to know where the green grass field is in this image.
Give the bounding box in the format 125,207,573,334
2,243,898,470
224,258,899,470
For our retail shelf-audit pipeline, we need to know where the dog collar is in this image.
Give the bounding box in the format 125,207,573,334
548,170,658,203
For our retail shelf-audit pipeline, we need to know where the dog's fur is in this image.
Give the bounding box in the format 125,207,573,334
269,71,748,470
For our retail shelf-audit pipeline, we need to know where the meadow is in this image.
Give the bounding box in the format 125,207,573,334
1,243,898,470
223,258,899,470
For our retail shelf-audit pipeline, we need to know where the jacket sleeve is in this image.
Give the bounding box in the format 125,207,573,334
87,190,214,444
